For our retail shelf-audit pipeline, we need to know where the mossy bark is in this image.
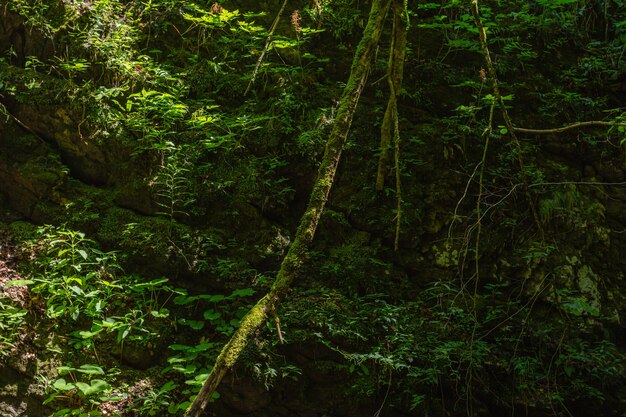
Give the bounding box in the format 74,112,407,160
375,0,408,193
373,0,408,250
184,1,392,415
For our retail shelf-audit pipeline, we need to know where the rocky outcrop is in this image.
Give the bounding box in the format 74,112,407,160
0,123,65,219
12,105,110,185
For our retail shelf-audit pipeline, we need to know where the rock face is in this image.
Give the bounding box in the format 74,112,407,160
1,2,626,416
0,353,51,417
0,123,65,219
12,105,110,185
0,8,55,66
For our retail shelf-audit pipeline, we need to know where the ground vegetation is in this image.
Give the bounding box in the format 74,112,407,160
1,0,626,416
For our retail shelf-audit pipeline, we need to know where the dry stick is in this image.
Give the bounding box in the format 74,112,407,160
513,121,626,134
273,313,285,344
392,99,402,251
465,102,493,417
244,0,289,97
184,1,391,415
391,2,408,251
470,0,544,240
474,102,494,287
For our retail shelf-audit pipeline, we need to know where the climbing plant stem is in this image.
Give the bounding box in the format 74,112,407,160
470,0,544,239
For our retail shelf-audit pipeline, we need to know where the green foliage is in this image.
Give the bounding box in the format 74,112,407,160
152,147,196,220
284,280,626,412
26,225,121,321
160,287,256,412
20,225,185,357
538,88,608,121
6,0,69,37
0,298,27,356
40,363,111,416
4,0,626,415
118,218,225,274
8,224,263,415
317,243,392,294
304,0,365,40
133,381,179,417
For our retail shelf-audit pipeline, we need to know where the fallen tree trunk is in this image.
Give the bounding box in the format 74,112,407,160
184,1,392,415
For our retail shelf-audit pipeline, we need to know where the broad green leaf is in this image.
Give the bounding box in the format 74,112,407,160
179,318,205,330
53,378,75,391
77,364,105,375
203,309,221,321
70,286,84,295
151,308,170,318
66,277,83,286
75,379,109,395
229,288,254,298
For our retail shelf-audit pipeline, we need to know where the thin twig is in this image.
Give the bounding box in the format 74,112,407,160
393,104,402,251
244,0,289,96
448,159,483,239
470,0,544,239
474,101,494,286
529,180,626,188
0,101,44,140
373,369,393,417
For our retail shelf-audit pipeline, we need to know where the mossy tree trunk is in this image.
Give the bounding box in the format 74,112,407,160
374,0,408,250
375,0,408,194
184,1,392,415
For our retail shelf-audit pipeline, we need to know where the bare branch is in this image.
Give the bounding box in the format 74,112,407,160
244,0,289,96
513,121,626,135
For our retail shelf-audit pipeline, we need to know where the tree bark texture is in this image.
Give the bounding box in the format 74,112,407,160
375,0,408,193
184,0,392,415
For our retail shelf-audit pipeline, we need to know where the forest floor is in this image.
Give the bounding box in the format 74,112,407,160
0,231,29,310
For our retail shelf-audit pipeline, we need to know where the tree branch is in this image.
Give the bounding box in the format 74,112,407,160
513,121,626,135
183,1,392,415
470,0,543,239
244,0,289,96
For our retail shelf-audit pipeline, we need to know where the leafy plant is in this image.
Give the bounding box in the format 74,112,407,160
26,225,121,321
152,147,196,221
160,287,255,411
0,298,27,356
43,364,111,416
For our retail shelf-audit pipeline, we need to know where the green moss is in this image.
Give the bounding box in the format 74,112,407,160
577,265,601,313
0,383,18,397
18,158,64,188
0,62,70,105
98,207,160,248
222,297,270,368
432,242,459,268
7,221,37,241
